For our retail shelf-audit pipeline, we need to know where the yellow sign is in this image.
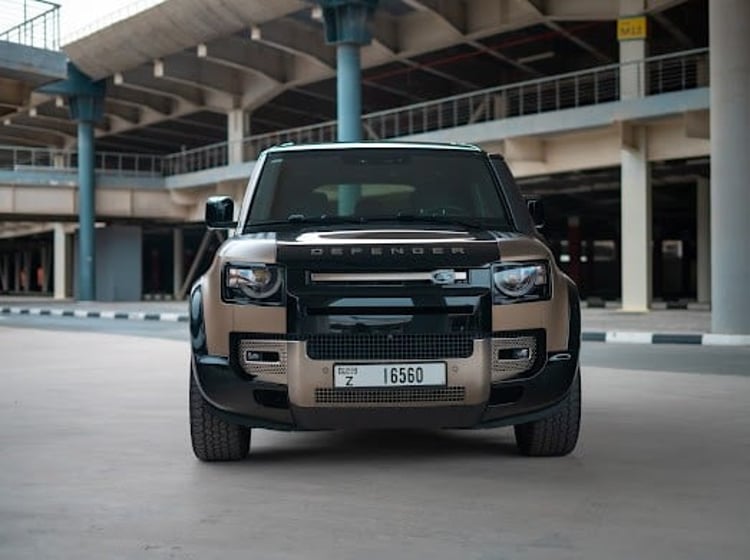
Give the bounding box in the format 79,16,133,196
617,16,647,41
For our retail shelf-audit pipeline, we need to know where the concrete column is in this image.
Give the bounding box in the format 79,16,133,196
53,223,70,299
22,251,31,292
0,254,8,292
620,125,652,311
337,43,362,215
173,228,184,299
710,0,750,333
696,178,710,304
337,44,362,143
567,216,582,286
493,93,509,119
95,226,142,301
39,65,105,301
13,253,20,292
619,0,647,99
53,152,66,169
40,245,51,293
319,0,376,213
227,109,247,165
696,57,709,88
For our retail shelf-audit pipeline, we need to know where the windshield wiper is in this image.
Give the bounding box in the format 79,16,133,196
245,215,366,229
363,214,497,231
245,214,506,231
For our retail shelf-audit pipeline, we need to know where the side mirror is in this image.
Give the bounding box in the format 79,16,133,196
205,196,237,229
526,198,545,229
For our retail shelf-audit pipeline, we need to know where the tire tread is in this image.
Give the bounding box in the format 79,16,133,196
189,369,250,461
514,372,581,457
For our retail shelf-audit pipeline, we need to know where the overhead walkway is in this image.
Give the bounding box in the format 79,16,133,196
0,1,67,144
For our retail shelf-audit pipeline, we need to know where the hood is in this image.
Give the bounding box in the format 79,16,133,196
275,227,501,270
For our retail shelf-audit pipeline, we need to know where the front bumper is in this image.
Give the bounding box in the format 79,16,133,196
192,335,577,430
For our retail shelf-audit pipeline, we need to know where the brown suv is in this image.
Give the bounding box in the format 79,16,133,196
189,142,581,461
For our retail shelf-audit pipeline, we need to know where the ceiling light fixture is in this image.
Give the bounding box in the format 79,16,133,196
517,51,555,64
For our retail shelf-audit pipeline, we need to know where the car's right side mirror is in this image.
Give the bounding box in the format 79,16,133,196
526,198,545,229
205,196,237,229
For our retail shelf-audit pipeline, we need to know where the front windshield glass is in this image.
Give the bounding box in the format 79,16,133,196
244,148,512,230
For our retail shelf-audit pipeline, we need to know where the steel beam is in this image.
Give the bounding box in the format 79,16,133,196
198,36,290,83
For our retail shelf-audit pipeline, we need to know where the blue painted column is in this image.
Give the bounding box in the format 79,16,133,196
77,119,96,300
319,0,378,214
336,43,362,142
39,64,105,301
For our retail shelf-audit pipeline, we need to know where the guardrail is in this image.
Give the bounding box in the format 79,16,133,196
162,141,230,176
164,48,708,176
0,0,60,50
0,145,162,176
0,49,709,179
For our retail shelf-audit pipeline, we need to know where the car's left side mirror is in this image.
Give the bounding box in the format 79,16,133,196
205,196,237,229
526,198,545,229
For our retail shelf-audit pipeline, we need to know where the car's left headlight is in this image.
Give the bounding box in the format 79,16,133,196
224,264,284,304
492,262,550,303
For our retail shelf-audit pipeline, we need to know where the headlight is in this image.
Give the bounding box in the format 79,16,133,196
224,264,283,304
492,262,549,302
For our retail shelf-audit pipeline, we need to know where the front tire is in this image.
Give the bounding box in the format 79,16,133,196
514,370,581,457
189,366,251,461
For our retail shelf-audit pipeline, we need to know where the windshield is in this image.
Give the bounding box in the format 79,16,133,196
244,148,512,231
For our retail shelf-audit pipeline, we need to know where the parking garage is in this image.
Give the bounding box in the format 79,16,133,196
2,0,749,333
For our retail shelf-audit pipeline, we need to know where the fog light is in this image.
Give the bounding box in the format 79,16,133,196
497,348,530,360
244,350,280,363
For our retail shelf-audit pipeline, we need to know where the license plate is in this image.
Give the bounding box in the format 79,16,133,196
333,363,447,388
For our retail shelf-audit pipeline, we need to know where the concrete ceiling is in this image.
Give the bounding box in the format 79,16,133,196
0,0,707,151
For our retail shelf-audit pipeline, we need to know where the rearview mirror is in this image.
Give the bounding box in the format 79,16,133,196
205,196,237,229
526,198,545,229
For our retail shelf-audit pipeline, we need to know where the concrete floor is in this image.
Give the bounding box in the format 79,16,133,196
1,327,749,560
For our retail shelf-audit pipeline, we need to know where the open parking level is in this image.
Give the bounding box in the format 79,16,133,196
1,326,748,559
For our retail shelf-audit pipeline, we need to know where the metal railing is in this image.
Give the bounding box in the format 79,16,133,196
162,48,708,176
0,145,163,176
0,0,60,50
162,141,230,176
357,48,708,138
0,49,709,179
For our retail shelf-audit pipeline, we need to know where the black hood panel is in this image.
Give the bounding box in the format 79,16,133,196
275,228,500,270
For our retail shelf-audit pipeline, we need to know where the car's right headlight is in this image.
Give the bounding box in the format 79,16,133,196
223,264,284,304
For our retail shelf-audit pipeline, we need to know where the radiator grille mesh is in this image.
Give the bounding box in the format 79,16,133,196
315,387,465,404
306,333,474,361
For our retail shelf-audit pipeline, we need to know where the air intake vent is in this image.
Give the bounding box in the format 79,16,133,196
306,333,474,361
315,386,466,404
238,339,287,376
491,335,538,381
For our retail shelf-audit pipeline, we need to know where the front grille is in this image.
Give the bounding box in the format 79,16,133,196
306,333,475,361
315,386,466,404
